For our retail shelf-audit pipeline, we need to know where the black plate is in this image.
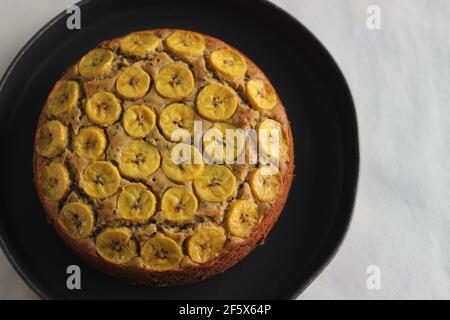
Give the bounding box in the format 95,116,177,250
0,0,358,299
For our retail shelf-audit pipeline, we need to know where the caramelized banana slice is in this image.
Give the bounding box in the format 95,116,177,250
246,79,277,111
120,31,160,56
79,48,114,78
85,91,122,126
95,228,136,264
187,224,226,264
161,145,204,183
158,103,195,141
40,162,70,201
193,165,237,202
155,63,194,100
58,202,94,239
117,184,156,222
161,186,198,223
80,161,121,199
257,119,288,160
46,80,79,116
209,49,247,78
203,122,245,162
166,31,205,57
226,200,259,238
119,140,161,179
35,120,68,158
74,126,106,160
123,105,156,138
196,83,237,121
116,66,151,99
141,234,183,271
249,166,281,202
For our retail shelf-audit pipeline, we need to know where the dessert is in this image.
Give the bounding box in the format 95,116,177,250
33,29,294,286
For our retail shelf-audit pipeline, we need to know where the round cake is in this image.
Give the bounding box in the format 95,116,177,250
33,29,294,286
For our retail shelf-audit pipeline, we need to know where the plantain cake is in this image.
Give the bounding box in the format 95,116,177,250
33,29,294,286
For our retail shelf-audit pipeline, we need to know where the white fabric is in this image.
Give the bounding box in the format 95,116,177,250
0,0,448,300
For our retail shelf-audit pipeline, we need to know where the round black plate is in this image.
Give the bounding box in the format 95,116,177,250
0,0,358,299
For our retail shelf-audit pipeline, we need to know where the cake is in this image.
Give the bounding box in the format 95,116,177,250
33,29,294,286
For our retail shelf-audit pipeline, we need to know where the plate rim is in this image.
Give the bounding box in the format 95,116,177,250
0,0,359,300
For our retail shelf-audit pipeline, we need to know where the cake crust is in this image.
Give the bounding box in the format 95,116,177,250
33,29,294,286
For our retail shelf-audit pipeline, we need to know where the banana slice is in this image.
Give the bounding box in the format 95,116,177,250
120,31,160,56
249,166,281,202
40,162,70,201
155,63,194,100
257,119,288,160
141,234,183,271
46,80,79,116
203,122,245,163
196,83,237,121
95,228,136,264
226,200,259,238
161,186,198,223
161,145,204,183
119,140,161,179
158,103,195,141
209,49,247,78
117,184,156,222
80,161,121,199
116,66,151,99
187,224,226,264
193,165,237,202
246,79,277,111
85,91,122,126
79,48,114,78
166,31,205,57
35,120,68,158
58,202,94,239
73,126,106,160
123,105,156,138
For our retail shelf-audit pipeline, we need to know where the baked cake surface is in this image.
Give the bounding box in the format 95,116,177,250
33,29,294,286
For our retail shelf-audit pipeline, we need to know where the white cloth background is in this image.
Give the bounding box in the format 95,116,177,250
0,0,448,300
